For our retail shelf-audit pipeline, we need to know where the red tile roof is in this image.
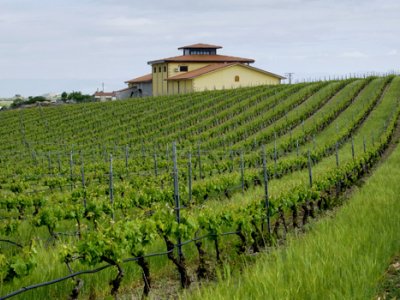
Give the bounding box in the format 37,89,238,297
178,43,222,49
94,91,116,97
167,63,286,81
167,63,236,80
148,54,254,65
125,73,152,84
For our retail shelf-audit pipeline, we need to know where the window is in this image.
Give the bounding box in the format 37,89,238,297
235,75,240,82
159,66,161,72
164,66,167,72
154,67,156,73
179,66,188,72
190,50,210,55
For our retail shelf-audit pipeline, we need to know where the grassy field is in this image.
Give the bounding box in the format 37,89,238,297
185,139,400,299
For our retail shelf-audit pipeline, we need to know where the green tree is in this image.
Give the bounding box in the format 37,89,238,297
61,92,68,102
67,91,92,103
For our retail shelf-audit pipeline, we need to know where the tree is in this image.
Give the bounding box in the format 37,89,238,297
26,96,46,104
10,98,24,108
61,92,68,102
67,91,92,103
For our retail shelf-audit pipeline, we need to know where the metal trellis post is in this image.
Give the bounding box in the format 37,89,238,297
262,145,271,236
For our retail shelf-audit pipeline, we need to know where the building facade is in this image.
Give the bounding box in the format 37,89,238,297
148,43,284,96
118,43,285,98
116,74,152,99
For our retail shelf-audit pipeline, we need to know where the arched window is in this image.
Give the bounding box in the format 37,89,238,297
235,75,240,82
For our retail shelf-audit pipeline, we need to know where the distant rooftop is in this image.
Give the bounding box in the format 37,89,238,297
178,43,222,50
125,73,152,84
93,91,116,97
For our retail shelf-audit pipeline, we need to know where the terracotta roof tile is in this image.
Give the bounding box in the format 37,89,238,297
148,54,254,65
125,73,152,84
167,63,237,80
94,91,116,97
178,43,222,49
167,63,286,81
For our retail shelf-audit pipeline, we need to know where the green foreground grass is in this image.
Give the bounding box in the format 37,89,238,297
184,141,400,300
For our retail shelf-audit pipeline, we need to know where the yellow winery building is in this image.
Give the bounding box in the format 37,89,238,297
118,43,285,98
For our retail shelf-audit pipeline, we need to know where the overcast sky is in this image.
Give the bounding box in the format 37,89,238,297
0,0,399,97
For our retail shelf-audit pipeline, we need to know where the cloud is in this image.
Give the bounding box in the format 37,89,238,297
340,51,369,58
0,0,398,97
103,17,154,30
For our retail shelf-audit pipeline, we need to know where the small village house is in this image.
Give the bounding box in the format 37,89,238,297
93,91,116,101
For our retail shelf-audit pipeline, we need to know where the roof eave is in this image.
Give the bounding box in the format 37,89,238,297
125,80,152,84
147,60,165,65
148,59,254,65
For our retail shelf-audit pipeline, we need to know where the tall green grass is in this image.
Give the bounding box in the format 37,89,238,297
185,142,400,300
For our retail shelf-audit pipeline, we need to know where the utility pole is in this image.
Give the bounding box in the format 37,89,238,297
285,73,294,84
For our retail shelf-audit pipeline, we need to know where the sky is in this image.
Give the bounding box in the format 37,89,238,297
0,0,399,98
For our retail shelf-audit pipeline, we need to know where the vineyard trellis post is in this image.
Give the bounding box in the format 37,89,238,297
363,136,367,153
197,144,202,180
274,132,277,178
351,137,355,160
240,151,245,194
335,142,340,167
296,139,299,157
262,145,271,237
109,154,114,221
307,150,313,188
47,151,52,174
153,152,158,178
57,153,61,174
188,152,192,204
69,150,74,191
172,142,184,266
80,151,86,209
125,145,129,171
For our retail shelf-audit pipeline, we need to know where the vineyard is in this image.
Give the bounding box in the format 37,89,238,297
1,75,400,299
